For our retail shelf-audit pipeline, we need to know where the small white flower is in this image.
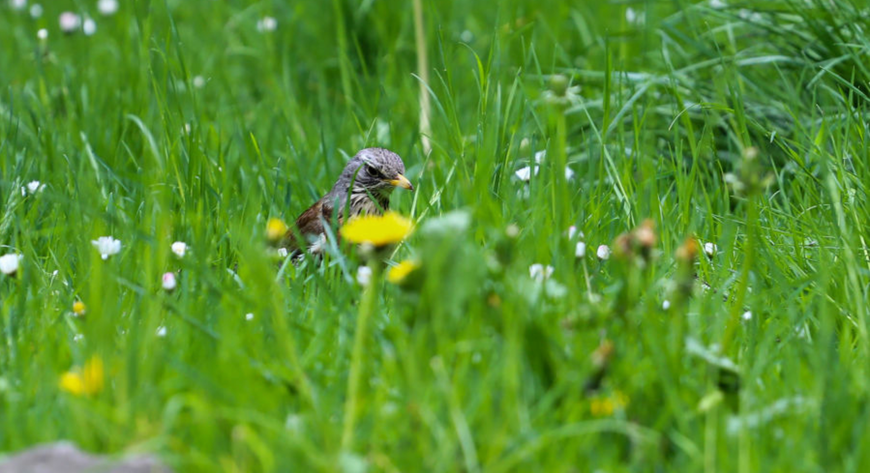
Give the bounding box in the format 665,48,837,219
709,0,727,8
91,236,121,260
575,241,586,258
356,265,372,286
192,75,205,88
0,253,23,276
596,245,611,260
162,272,177,291
742,311,752,321
37,28,48,40
625,7,645,25
567,226,578,240
529,263,554,281
171,241,187,258
59,12,81,33
97,0,118,15
245,313,254,321
256,16,277,32
704,242,717,257
82,17,96,36
9,0,26,10
565,167,575,180
29,3,42,18
534,150,546,164
662,300,671,310
22,180,45,195
156,325,167,337
73,333,84,342
277,247,289,258
515,166,536,181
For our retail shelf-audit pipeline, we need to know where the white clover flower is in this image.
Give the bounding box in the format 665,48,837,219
37,28,48,40
171,241,187,258
92,236,121,260
256,16,277,32
82,17,96,36
704,242,718,257
29,3,42,18
529,263,554,281
245,313,254,321
162,272,177,291
742,311,752,321
9,0,26,10
97,0,118,16
0,253,23,276
59,12,82,33
156,325,167,337
356,265,372,286
575,241,586,258
662,300,671,310
596,245,611,260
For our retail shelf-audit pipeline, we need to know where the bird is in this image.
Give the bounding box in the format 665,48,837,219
285,147,413,255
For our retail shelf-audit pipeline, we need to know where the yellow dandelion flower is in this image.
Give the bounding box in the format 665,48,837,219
590,397,615,417
387,260,419,284
59,356,104,396
340,212,412,247
72,301,86,316
59,372,85,396
266,218,288,242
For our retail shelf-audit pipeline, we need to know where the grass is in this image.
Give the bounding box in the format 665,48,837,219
2,0,870,470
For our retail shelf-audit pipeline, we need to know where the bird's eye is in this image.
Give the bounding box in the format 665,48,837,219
366,165,385,179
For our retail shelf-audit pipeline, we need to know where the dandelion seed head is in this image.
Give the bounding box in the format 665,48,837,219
256,16,277,32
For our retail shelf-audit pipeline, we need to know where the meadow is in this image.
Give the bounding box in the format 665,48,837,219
2,0,870,471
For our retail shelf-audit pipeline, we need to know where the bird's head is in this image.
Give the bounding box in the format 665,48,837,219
344,147,414,194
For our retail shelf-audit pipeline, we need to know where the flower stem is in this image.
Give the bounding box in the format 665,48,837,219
341,261,381,450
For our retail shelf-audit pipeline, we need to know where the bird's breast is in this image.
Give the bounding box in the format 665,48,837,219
347,192,389,218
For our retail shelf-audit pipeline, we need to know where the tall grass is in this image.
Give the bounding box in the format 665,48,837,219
2,0,870,471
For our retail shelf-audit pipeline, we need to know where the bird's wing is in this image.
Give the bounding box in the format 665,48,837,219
285,196,336,253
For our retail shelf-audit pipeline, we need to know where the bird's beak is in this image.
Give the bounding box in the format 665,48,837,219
388,174,414,191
